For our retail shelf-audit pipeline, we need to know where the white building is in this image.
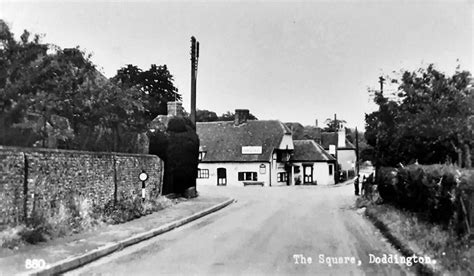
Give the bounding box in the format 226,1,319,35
292,140,336,185
196,109,335,187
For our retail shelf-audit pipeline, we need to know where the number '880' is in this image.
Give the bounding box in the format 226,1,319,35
25,259,47,270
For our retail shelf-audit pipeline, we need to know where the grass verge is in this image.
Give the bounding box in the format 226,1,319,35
0,195,175,250
358,198,473,274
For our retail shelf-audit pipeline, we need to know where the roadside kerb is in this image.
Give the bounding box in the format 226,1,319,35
365,208,444,275
25,198,235,276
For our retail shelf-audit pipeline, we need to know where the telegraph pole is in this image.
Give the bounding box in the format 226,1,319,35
375,76,385,179
355,127,359,175
190,36,199,126
379,76,385,94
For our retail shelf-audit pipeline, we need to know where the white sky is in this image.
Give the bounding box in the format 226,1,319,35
1,0,472,129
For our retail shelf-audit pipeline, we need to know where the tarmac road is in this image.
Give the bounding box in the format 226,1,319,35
69,183,414,276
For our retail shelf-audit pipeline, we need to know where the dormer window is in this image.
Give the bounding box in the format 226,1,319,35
198,151,206,161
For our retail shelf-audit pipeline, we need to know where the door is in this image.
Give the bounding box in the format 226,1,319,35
217,168,227,186
303,165,313,184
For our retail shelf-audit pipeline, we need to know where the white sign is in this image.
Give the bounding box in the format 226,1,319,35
242,146,262,154
329,145,336,155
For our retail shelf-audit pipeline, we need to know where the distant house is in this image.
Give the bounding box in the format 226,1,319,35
318,127,357,177
292,140,336,185
196,109,294,187
196,109,337,187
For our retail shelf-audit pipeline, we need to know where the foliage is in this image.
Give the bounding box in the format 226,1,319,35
196,110,258,122
365,64,473,167
165,117,199,195
112,64,180,121
323,117,346,132
376,164,474,234
0,21,160,152
0,193,173,248
196,109,219,122
366,203,473,273
101,195,172,224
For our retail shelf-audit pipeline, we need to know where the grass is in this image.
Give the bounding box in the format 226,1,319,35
362,201,473,274
0,194,175,250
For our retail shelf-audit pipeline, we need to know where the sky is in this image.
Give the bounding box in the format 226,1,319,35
0,0,472,130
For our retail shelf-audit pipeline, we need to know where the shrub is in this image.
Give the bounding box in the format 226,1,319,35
376,165,474,233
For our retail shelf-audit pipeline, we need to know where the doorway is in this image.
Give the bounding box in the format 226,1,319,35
303,165,313,184
217,168,227,186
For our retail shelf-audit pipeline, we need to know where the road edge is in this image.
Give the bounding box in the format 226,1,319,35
26,198,235,276
364,207,443,275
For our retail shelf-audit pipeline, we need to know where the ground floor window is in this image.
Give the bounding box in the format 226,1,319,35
238,172,257,181
197,169,209,178
329,164,333,175
277,172,288,182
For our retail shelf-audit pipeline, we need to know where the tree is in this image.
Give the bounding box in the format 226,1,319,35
217,111,257,121
365,64,472,168
113,64,180,121
196,109,219,122
0,21,147,152
324,117,347,132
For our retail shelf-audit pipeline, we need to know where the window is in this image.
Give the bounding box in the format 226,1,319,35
198,152,206,161
277,172,287,182
197,169,209,178
238,172,257,181
329,164,333,175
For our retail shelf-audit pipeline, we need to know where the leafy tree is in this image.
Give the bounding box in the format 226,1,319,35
0,21,147,152
196,109,219,122
113,64,180,121
324,118,347,132
365,64,473,168
218,111,257,121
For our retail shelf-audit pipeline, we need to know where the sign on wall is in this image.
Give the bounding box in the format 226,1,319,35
242,146,262,154
259,164,266,174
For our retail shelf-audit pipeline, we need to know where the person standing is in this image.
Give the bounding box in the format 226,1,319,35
354,174,360,196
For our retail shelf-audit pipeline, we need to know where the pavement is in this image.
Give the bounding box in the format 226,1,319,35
0,194,234,276
66,184,416,276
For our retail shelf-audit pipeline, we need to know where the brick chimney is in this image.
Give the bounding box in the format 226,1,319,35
234,109,249,126
167,101,183,116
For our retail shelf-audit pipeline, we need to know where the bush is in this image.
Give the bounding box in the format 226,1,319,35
376,165,474,233
100,195,172,224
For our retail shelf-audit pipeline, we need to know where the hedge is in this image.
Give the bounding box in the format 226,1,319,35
377,164,474,235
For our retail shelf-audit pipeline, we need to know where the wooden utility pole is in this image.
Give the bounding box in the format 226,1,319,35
190,36,199,126
375,76,385,179
379,76,385,93
355,127,359,175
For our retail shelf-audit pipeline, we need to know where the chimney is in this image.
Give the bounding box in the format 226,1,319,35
167,101,183,116
337,127,346,148
315,119,318,127
234,109,249,126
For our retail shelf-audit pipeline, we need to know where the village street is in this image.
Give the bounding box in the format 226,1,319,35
69,181,414,276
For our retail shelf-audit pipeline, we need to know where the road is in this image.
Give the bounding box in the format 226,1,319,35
69,182,414,275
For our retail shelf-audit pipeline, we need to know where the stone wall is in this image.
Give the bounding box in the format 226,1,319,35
0,146,163,228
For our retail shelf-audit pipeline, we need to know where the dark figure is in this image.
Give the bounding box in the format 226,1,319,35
361,175,367,196
354,174,360,196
